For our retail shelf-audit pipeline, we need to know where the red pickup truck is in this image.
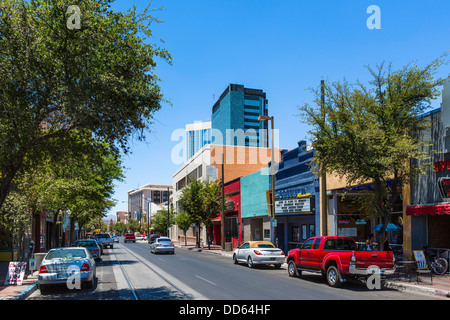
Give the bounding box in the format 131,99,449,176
124,233,136,243
287,236,395,287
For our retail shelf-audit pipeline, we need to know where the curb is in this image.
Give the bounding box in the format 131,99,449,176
10,281,39,300
385,281,450,298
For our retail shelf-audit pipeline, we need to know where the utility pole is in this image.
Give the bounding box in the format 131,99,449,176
167,186,170,237
221,153,225,251
319,80,328,236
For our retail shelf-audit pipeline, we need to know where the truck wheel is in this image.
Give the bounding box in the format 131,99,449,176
288,260,299,277
326,265,342,288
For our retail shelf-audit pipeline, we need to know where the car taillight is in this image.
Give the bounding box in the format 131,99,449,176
81,264,90,272
350,253,356,266
94,249,99,252
39,265,48,274
254,250,263,255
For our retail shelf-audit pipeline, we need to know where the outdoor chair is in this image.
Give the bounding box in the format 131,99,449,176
413,251,433,284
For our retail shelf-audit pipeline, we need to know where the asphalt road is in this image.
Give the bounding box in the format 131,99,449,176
119,241,441,300
26,240,444,301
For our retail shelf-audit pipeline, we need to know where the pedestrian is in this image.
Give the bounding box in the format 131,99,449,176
383,236,390,251
366,234,375,251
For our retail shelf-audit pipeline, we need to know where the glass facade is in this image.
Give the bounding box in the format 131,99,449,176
186,125,211,160
211,84,268,148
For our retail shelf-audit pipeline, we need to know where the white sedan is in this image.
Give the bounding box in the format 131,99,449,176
38,247,96,292
233,241,285,268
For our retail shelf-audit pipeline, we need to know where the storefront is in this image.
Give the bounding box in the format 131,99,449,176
327,187,404,248
213,177,242,249
403,86,450,254
274,195,316,252
273,141,320,253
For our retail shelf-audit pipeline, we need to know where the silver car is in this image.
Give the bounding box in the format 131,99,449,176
233,241,285,268
38,247,96,291
74,239,102,261
150,237,175,254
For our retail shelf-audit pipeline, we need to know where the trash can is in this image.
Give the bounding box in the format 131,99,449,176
34,253,47,271
225,242,233,252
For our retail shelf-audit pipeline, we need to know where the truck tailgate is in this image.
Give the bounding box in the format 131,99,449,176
355,251,394,268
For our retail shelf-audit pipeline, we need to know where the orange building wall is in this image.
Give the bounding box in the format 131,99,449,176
209,144,281,183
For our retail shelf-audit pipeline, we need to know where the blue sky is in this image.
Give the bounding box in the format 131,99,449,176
106,0,450,220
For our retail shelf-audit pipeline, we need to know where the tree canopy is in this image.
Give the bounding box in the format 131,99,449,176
298,56,448,247
0,0,171,209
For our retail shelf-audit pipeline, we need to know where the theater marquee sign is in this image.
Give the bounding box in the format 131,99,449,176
275,196,314,214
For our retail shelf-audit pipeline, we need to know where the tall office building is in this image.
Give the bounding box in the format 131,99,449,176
127,184,173,220
186,121,212,160
211,84,269,148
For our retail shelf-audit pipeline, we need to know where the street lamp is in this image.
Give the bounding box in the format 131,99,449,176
257,115,276,246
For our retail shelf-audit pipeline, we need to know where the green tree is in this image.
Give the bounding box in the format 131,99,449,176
201,180,224,250
109,219,115,233
298,57,447,249
152,208,175,236
0,0,171,210
114,222,126,235
175,210,192,246
178,179,226,248
178,179,205,247
127,219,139,233
1,129,124,250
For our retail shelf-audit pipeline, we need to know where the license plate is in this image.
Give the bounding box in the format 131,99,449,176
270,258,276,261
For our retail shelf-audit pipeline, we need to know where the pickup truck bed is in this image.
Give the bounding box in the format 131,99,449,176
96,234,114,249
287,236,395,287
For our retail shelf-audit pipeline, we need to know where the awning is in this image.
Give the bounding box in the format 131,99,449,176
406,204,450,216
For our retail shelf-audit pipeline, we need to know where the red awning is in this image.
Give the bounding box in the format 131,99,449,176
406,204,450,216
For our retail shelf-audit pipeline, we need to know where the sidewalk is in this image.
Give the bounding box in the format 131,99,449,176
0,261,39,300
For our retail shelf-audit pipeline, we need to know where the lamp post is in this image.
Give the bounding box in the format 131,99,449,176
258,115,276,246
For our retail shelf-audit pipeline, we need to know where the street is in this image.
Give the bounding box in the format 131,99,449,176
27,239,444,301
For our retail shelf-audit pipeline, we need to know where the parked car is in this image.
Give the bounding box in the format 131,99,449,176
124,233,136,243
96,233,114,249
147,234,160,244
38,247,96,292
150,237,175,254
112,235,119,243
287,236,396,287
74,239,102,261
135,234,144,241
233,241,285,269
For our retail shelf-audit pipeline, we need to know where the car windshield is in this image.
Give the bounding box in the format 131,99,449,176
158,238,171,242
97,234,110,238
76,241,96,247
257,244,275,248
45,249,87,260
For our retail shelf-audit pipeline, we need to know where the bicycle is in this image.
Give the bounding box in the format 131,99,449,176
423,246,449,275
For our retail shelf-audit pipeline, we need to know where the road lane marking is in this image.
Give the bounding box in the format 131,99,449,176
195,275,217,286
